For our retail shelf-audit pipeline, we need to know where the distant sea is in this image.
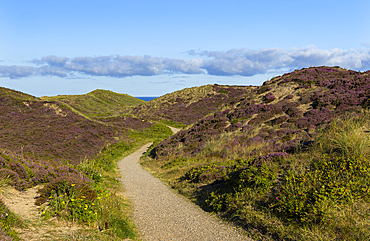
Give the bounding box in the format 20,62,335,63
135,97,159,101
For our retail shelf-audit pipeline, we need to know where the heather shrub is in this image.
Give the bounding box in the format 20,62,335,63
267,115,289,126
0,93,141,163
36,167,94,205
264,92,276,103
26,163,50,185
8,162,29,180
131,85,251,125
0,157,7,168
225,123,242,132
285,94,294,100
0,169,24,191
257,86,271,94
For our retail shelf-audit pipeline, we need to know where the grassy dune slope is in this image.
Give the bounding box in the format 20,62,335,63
0,87,38,102
41,89,145,118
142,66,370,241
131,84,255,127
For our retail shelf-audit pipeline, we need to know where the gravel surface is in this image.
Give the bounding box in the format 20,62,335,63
118,143,251,241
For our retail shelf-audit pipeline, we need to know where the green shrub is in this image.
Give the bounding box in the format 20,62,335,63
274,155,370,224
204,161,277,212
42,184,98,225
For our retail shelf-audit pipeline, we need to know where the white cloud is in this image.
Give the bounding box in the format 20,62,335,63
0,65,35,79
1,46,370,79
195,45,370,76
286,45,370,69
33,55,69,66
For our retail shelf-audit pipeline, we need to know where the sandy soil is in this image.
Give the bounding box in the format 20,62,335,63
2,186,90,240
2,185,41,220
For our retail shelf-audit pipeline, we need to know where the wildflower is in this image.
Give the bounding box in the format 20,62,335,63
71,184,75,187
71,199,75,202
97,197,101,200
92,203,95,205
276,197,279,200
62,201,65,204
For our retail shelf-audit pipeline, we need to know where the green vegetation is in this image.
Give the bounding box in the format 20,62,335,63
41,89,144,118
2,66,370,240
0,200,22,240
0,87,174,240
131,84,253,125
36,123,173,240
140,67,370,240
317,113,370,158
142,112,370,240
0,87,38,102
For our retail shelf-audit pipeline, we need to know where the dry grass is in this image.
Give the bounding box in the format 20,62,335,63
317,110,370,158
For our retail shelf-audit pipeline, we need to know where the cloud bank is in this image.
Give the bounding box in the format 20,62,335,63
1,45,370,79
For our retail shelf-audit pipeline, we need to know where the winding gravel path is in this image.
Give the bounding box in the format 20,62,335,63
118,143,250,240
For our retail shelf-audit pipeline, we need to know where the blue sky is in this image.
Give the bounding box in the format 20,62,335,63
0,0,369,97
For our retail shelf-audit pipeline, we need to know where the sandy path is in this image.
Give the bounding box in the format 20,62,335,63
2,186,41,220
166,126,181,135
118,143,250,241
2,186,86,240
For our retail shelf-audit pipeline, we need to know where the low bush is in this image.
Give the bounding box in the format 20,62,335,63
40,181,97,224
273,155,370,224
0,199,22,240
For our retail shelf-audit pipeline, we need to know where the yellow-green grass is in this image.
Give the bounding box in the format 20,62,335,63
41,89,145,118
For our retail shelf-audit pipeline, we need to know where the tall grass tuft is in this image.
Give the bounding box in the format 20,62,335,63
317,111,370,158
97,192,136,239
